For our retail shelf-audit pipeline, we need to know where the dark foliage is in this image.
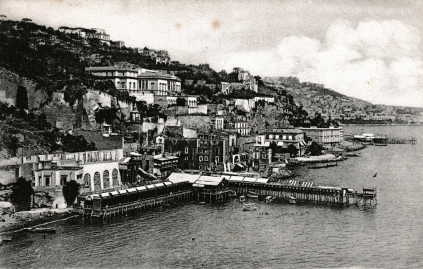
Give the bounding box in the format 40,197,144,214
62,180,80,207
10,177,34,211
16,85,29,110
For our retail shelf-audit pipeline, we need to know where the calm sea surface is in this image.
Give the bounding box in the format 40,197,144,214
1,125,423,269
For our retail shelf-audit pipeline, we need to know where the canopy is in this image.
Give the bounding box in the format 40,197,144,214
163,182,173,186
154,183,165,188
100,193,110,199
242,177,258,183
118,190,128,195
227,176,244,182
135,186,147,192
110,191,120,196
145,184,156,190
167,173,200,184
127,188,138,193
255,178,269,184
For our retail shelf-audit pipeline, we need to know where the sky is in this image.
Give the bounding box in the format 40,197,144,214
1,0,423,107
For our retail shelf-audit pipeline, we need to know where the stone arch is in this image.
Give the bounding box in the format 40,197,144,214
94,172,101,191
83,173,91,189
103,170,110,188
112,168,119,186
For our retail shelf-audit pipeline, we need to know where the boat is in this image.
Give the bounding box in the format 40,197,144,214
246,191,259,198
265,196,275,203
1,235,12,242
239,196,246,202
289,196,297,204
373,137,387,146
242,205,257,211
227,190,237,197
25,227,57,234
345,153,361,157
308,163,338,169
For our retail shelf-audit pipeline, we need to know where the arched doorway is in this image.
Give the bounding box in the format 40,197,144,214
83,173,91,190
94,172,101,191
112,169,119,187
103,170,110,189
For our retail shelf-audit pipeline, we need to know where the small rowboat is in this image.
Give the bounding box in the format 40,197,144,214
242,205,257,211
25,227,57,234
289,196,297,204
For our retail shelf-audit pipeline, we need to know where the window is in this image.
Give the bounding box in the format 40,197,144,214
60,175,67,186
185,147,189,154
215,156,219,163
269,134,273,139
204,156,208,162
275,135,279,139
199,156,203,162
45,176,51,187
199,165,203,170
39,176,42,186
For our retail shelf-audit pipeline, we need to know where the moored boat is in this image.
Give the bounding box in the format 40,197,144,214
242,205,257,211
289,196,297,204
246,191,258,198
24,227,57,233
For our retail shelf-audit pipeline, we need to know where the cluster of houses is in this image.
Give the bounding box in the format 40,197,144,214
58,27,125,48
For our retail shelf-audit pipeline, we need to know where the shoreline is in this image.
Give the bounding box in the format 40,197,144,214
0,208,75,235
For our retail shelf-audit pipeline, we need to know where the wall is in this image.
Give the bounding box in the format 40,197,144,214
72,130,123,150
182,128,197,138
130,92,154,104
178,115,212,130
0,66,49,109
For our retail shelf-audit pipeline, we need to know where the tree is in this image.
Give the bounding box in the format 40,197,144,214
16,85,29,110
10,177,34,211
62,180,80,207
306,141,324,156
176,97,186,106
287,144,298,157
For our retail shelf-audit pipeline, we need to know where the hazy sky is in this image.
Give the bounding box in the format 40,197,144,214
2,0,423,107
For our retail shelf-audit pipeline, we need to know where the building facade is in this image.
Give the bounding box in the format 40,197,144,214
300,127,343,148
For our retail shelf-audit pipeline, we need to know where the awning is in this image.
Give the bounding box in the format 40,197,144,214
110,191,120,196
227,176,245,182
127,188,138,193
255,178,269,184
163,182,173,186
118,190,128,195
242,177,258,183
120,157,131,164
135,186,147,192
167,173,200,184
154,183,165,188
100,193,110,199
145,184,156,190
300,141,307,146
192,183,205,188
87,194,100,200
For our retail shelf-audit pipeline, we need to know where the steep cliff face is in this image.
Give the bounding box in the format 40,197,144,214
0,66,49,109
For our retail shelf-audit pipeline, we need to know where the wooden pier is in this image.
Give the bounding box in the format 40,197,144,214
227,182,377,207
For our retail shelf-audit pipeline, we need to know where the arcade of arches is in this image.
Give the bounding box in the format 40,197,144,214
82,168,120,191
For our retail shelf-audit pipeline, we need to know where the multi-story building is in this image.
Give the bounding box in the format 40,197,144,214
197,131,237,171
85,66,139,91
253,128,306,172
32,149,123,193
86,28,111,45
300,127,343,148
137,72,181,96
111,41,125,48
85,66,181,97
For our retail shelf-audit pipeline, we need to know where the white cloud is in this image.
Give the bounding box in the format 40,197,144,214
215,20,423,107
